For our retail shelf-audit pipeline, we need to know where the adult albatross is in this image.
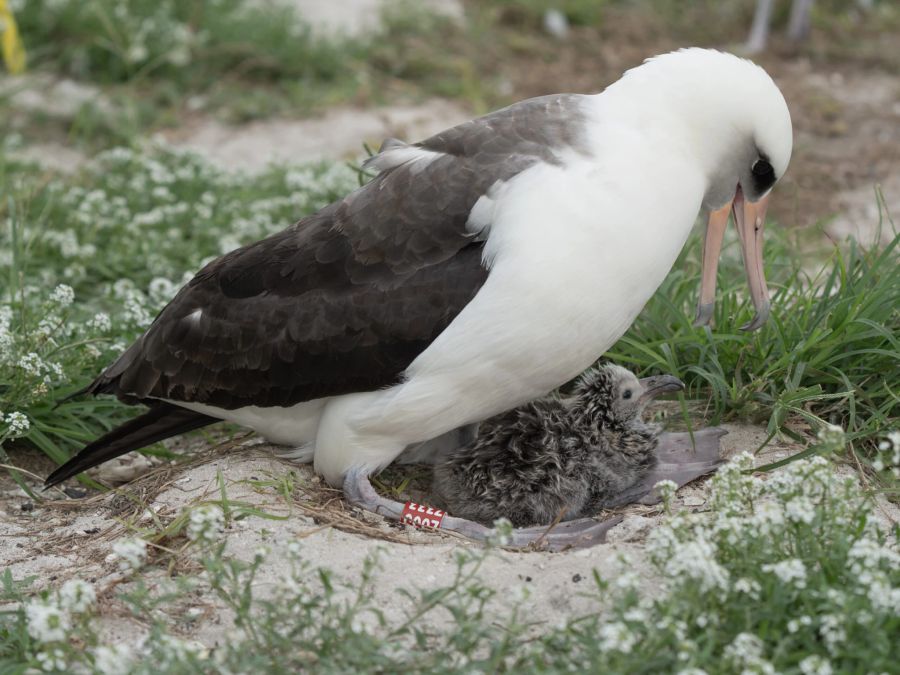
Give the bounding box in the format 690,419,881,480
47,48,792,547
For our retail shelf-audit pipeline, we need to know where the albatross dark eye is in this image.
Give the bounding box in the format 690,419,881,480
750,157,776,193
622,390,632,400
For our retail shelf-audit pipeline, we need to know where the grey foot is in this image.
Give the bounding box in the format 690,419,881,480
343,467,622,552
604,428,727,508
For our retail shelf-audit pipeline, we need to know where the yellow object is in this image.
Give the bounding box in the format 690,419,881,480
0,0,26,75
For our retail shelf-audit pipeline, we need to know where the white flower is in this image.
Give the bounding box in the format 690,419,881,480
94,644,135,674
127,43,149,63
612,569,640,591
5,411,30,437
187,504,225,544
654,479,678,495
820,422,843,435
109,538,148,573
156,635,207,665
817,422,845,447
730,451,756,471
762,558,807,589
17,352,46,377
749,500,784,534
785,496,816,524
662,534,729,593
58,579,96,613
168,45,191,66
724,632,763,662
489,518,513,546
866,579,900,614
723,632,775,673
36,647,67,672
799,655,833,675
655,479,678,507
888,430,900,449
148,277,176,303
874,430,900,472
825,589,846,606
597,621,638,653
49,284,75,307
123,291,152,327
0,306,13,362
511,585,530,603
286,540,302,559
787,615,812,633
151,186,173,201
25,601,71,643
277,574,307,602
87,312,112,332
623,607,647,623
35,316,58,339
847,536,900,574
733,578,761,599
818,614,846,654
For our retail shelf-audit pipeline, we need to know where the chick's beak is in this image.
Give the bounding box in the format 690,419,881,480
638,374,685,402
693,186,772,331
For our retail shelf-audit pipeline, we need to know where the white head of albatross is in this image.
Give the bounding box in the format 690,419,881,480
596,48,792,330
45,48,791,549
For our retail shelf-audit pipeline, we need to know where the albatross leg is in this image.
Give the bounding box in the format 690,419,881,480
342,467,623,551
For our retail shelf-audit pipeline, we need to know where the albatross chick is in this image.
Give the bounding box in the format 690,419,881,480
433,365,684,527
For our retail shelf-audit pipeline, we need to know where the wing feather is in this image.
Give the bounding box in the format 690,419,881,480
91,94,588,410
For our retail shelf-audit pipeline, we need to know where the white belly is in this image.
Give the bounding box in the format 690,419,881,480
347,157,704,443
171,397,330,447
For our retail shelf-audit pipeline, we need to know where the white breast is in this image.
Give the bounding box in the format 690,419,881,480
352,138,704,445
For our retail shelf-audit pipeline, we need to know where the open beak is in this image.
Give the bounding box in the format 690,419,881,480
638,374,685,402
693,186,771,331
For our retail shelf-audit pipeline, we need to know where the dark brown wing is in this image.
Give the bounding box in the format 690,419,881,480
90,94,589,410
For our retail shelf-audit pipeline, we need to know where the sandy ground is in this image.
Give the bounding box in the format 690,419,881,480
284,0,464,38
0,423,758,634
4,419,895,648
162,100,471,171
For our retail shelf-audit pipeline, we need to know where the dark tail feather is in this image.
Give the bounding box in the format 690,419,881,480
53,383,94,409
45,404,218,488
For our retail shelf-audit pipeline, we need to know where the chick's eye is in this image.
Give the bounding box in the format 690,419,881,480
622,390,632,400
